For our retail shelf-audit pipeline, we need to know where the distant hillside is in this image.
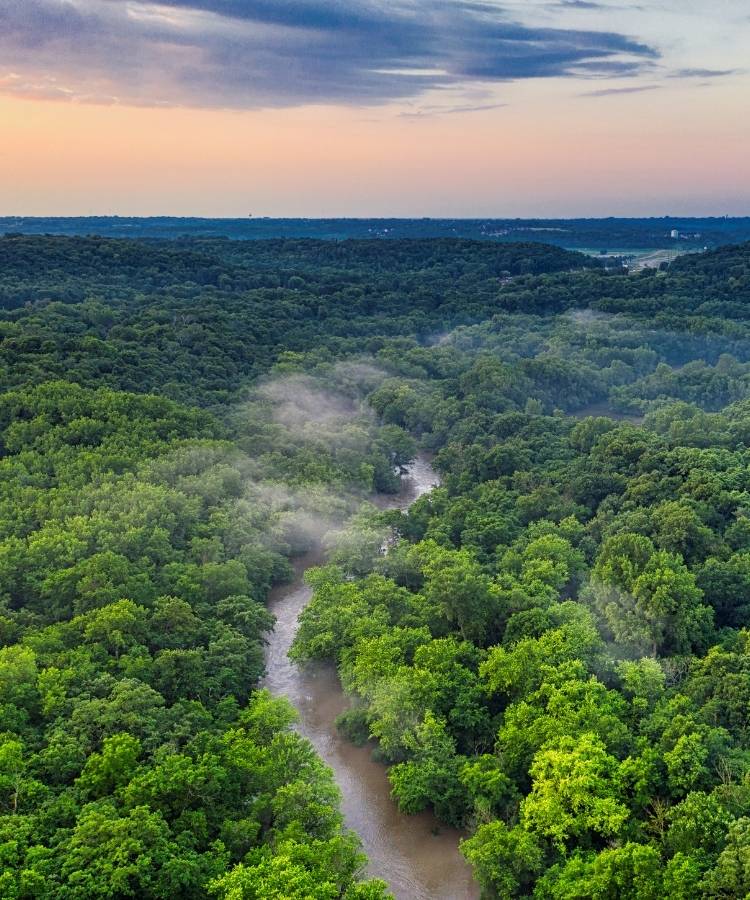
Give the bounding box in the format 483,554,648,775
0,235,597,404
3,216,750,250
669,239,750,287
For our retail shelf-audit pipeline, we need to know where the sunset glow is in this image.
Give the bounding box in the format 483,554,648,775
1,0,748,215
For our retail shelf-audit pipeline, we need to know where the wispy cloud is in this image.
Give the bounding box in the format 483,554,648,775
0,0,658,109
581,83,661,96
398,101,508,118
669,67,740,79
556,1,606,8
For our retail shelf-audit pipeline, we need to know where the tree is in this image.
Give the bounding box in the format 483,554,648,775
389,712,469,827
60,803,224,898
77,600,148,658
533,843,664,900
521,734,629,850
460,754,518,823
666,791,734,858
209,836,383,900
481,609,604,701
0,735,43,815
696,555,750,628
587,533,713,656
75,733,141,800
460,821,543,900
701,817,750,898
651,501,718,564
418,543,497,644
497,667,631,778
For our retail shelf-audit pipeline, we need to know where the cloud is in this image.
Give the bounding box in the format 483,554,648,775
0,0,657,108
399,101,508,118
669,67,740,79
556,1,605,8
581,83,661,96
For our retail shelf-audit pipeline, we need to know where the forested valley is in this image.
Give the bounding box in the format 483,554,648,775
2,233,750,898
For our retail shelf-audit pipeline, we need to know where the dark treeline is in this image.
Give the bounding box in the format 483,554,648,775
4,216,750,249
1,235,750,898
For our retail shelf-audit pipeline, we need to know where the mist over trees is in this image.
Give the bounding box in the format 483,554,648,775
2,234,750,897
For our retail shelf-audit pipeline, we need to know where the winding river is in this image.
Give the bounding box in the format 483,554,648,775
263,455,479,900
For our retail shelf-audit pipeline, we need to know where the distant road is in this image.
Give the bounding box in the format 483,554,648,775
629,248,690,271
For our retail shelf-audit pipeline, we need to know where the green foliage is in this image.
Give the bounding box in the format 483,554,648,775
533,843,665,899
5,235,750,896
0,373,398,894
287,240,750,895
587,533,713,655
520,734,629,850
460,821,543,899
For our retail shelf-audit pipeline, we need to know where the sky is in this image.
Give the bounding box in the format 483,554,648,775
0,0,748,217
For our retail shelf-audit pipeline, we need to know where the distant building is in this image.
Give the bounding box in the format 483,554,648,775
670,229,680,239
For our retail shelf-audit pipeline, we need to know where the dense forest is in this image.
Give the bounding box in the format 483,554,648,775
2,234,750,898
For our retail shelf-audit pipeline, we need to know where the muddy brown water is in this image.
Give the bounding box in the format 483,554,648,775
263,455,480,900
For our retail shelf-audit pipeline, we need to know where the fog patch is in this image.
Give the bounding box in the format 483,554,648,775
330,360,391,393
221,368,414,570
565,308,619,326
259,375,365,431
